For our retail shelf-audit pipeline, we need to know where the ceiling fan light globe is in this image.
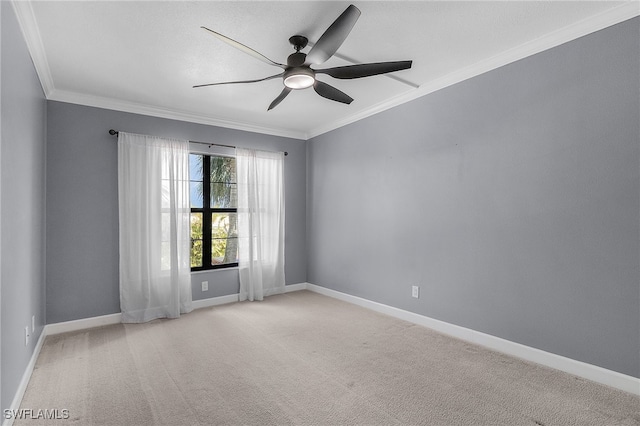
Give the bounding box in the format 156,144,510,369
284,74,315,89
283,67,315,89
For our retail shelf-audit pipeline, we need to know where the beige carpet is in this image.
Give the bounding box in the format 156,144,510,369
17,291,639,425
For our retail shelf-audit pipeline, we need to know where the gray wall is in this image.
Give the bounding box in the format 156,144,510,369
46,102,306,324
307,18,639,378
1,2,47,412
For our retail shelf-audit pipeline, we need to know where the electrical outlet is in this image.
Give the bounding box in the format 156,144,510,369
202,281,209,292
412,286,420,299
32,315,35,332
25,326,30,346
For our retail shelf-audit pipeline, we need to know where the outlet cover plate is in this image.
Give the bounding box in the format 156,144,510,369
412,286,420,298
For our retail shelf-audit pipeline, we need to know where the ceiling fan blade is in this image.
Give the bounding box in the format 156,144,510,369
305,4,361,65
201,27,286,69
313,80,353,104
268,87,292,110
193,73,283,88
316,60,412,79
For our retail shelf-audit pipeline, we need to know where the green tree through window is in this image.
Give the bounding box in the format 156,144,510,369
190,154,238,270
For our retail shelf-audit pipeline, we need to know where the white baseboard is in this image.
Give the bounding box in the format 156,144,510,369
46,294,239,335
46,283,308,334
45,313,122,336
305,283,640,396
2,329,47,426
284,283,307,293
191,293,239,310
236,282,308,301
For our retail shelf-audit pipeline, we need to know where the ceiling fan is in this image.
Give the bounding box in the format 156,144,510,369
194,4,413,110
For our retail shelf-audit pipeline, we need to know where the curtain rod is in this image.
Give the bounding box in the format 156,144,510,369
108,129,287,156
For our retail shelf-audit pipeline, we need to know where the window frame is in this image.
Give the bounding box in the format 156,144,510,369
190,153,239,272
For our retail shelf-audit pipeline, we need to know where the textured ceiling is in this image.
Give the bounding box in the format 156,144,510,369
15,1,639,139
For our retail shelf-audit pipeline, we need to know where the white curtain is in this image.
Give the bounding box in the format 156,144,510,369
118,132,192,323
236,148,285,301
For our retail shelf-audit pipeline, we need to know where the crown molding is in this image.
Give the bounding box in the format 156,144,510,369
13,1,639,141
48,89,308,140
11,0,55,97
307,1,640,139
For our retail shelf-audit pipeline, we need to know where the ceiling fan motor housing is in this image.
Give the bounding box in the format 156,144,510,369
287,52,307,68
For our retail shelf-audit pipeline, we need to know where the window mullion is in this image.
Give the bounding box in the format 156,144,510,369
202,156,212,267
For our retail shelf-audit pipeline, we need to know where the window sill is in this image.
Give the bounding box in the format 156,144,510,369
191,267,239,275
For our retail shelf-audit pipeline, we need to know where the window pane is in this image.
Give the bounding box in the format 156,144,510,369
191,213,203,239
190,213,203,267
211,237,226,265
211,213,238,264
211,213,238,238
212,238,238,265
189,154,203,181
191,239,203,268
210,183,237,208
190,154,204,208
210,156,236,209
210,156,236,184
190,182,203,208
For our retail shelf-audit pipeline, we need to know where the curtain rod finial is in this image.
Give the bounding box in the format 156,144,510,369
109,129,118,136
